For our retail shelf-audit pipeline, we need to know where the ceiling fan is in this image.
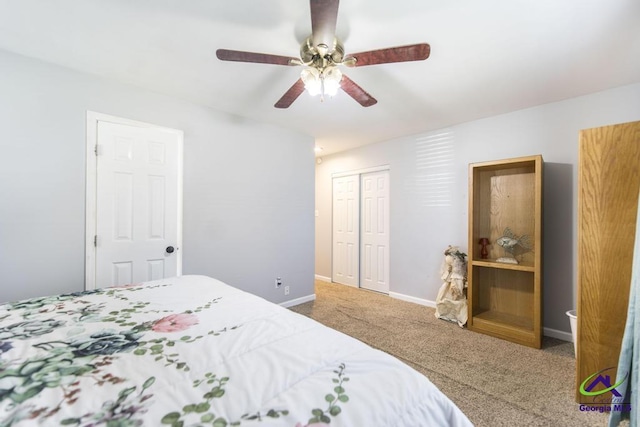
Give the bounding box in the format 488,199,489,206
216,0,430,108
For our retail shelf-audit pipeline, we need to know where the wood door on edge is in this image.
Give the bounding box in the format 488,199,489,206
577,120,640,403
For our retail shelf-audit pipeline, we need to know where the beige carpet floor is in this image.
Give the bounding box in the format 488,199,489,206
289,280,616,427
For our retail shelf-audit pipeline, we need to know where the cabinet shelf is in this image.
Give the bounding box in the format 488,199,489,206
472,310,533,333
471,310,536,347
467,155,543,348
470,259,535,272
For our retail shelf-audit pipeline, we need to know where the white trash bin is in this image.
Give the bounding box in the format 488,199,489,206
566,310,577,357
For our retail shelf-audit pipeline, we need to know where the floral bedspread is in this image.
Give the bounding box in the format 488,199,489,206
0,275,471,426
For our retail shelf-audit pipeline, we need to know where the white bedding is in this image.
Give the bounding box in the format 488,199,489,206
0,275,471,426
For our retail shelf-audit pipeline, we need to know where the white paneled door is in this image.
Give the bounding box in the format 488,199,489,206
332,175,360,287
360,171,390,293
90,118,182,288
332,169,389,293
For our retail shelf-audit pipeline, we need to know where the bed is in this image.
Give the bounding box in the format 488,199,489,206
0,275,471,426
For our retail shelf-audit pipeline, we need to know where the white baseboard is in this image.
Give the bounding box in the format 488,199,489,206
388,293,573,342
543,327,572,342
389,291,437,309
305,281,574,343
280,294,316,308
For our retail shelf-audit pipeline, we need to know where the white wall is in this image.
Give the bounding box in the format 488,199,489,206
0,49,315,304
316,82,640,334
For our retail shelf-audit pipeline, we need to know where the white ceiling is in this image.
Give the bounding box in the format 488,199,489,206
1,0,638,156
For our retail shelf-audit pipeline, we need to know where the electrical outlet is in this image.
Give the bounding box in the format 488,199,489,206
275,277,282,288
284,286,290,296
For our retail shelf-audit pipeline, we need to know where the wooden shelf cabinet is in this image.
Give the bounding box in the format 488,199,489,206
467,155,543,348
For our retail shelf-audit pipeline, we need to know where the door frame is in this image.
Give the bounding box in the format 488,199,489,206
331,165,390,290
85,111,184,290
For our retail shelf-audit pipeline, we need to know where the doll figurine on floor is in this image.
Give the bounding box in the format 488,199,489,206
434,245,468,327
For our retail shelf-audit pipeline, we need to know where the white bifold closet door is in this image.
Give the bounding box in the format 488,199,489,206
332,174,360,287
332,170,389,293
359,171,390,293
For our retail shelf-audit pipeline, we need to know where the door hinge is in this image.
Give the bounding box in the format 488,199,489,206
94,235,97,247
94,145,98,155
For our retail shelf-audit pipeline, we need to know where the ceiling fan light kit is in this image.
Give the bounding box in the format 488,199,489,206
301,65,342,99
216,0,431,108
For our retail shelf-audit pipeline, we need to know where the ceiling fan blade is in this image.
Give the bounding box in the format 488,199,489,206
346,43,430,67
275,79,306,109
216,49,299,66
310,0,340,49
340,75,377,107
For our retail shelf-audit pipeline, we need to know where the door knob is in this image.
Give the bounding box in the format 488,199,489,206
166,246,175,254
